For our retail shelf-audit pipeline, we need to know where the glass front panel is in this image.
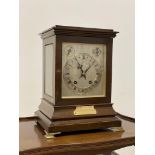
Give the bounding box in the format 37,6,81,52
61,42,106,98
44,44,54,97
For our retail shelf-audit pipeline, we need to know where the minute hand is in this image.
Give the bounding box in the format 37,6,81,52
84,60,95,74
74,56,81,68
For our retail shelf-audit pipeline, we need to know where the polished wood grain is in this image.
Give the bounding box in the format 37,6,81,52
39,101,116,120
19,114,135,155
36,110,121,133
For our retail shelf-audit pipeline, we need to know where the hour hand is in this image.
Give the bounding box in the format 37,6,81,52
79,73,86,79
74,57,81,69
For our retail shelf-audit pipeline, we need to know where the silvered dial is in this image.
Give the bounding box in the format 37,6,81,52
63,53,102,94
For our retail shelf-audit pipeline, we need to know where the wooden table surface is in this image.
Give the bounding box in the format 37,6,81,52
19,114,135,155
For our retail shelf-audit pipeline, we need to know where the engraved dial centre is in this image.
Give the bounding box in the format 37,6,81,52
63,53,102,94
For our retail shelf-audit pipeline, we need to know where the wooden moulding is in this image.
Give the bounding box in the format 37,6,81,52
35,110,121,133
35,99,121,133
39,99,117,120
40,25,119,39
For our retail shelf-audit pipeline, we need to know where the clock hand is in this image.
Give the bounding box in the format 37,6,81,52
74,56,83,70
79,60,95,80
74,57,81,68
74,56,86,79
84,60,95,74
79,70,86,79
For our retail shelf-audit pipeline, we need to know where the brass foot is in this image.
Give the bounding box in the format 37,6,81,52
44,130,61,139
108,127,124,132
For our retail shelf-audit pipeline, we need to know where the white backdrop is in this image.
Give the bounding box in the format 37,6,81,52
19,0,134,154
20,0,134,117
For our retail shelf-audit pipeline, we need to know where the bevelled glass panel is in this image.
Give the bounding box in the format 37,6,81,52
44,44,54,97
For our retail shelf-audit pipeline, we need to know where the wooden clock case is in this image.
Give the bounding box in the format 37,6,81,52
35,25,121,133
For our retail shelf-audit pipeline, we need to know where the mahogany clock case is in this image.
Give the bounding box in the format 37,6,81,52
35,25,121,133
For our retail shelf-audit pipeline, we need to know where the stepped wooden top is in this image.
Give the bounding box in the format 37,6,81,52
40,25,118,38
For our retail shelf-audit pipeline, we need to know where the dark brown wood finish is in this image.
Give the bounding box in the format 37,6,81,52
40,25,118,39
36,110,121,133
36,25,121,133
19,114,135,155
39,101,116,120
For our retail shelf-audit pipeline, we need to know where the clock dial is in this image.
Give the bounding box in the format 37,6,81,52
62,43,106,98
63,53,102,94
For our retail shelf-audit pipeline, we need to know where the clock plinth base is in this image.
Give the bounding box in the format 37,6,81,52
35,100,121,133
36,110,121,133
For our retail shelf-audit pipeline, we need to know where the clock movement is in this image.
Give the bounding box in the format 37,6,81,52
35,25,121,134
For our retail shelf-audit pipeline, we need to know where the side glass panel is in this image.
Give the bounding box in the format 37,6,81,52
44,44,54,97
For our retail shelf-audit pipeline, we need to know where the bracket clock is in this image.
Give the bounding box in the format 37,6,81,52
35,25,121,134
